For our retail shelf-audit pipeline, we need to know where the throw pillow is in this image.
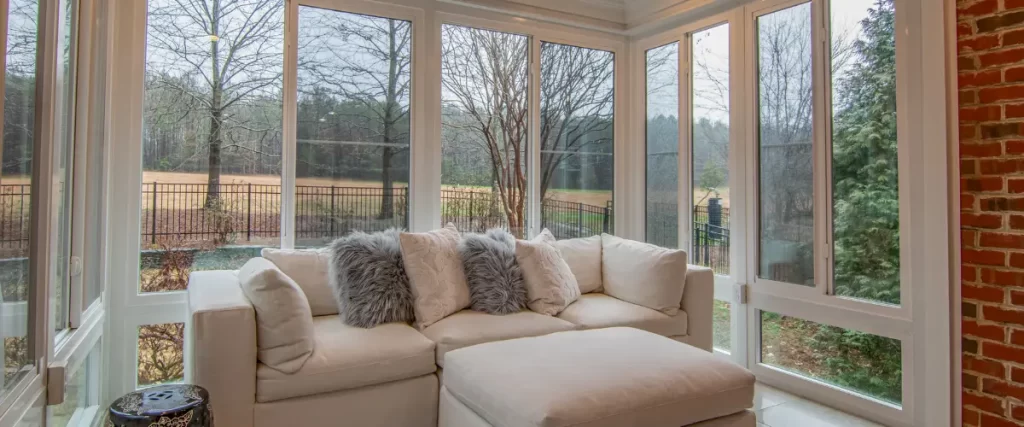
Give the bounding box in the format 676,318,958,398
515,229,581,316
399,223,471,329
459,228,527,315
328,229,415,328
601,233,688,316
551,235,603,293
261,248,336,316
238,257,315,374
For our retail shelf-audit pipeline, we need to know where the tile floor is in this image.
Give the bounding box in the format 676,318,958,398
754,382,884,427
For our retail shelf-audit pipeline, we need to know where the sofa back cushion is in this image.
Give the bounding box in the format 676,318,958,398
400,223,471,329
459,229,528,315
328,229,415,328
551,235,603,294
238,257,315,374
516,229,581,316
261,248,336,316
601,234,688,316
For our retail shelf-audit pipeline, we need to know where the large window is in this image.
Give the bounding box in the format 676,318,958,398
692,24,730,276
1,0,39,400
756,3,813,286
645,42,678,248
440,24,529,237
539,42,614,239
295,7,412,246
139,0,284,384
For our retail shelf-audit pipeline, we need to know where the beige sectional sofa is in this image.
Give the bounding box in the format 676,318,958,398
186,242,715,427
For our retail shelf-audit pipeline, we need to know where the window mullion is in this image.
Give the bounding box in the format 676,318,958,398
528,37,541,239
810,0,830,296
281,0,298,249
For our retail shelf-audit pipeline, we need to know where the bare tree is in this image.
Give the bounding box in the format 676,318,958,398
441,25,529,234
146,0,283,206
538,43,614,200
298,10,411,219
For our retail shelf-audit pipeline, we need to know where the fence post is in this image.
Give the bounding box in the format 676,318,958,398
576,203,583,237
603,202,611,234
469,192,474,229
150,183,158,244
247,183,252,242
709,197,722,240
330,186,336,237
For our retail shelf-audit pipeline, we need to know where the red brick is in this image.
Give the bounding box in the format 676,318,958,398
963,34,1002,52
965,213,1005,229
966,319,1009,341
1013,179,1024,194
963,142,1004,158
965,389,1006,415
984,305,1024,327
1009,140,1024,154
980,159,1024,174
980,411,1021,427
967,193,979,210
968,265,980,282
965,124,980,140
1012,402,1024,421
964,177,1005,192
965,407,980,427
980,49,1024,68
960,0,999,18
963,55,980,72
1013,289,1024,305
967,159,980,175
1012,253,1024,268
1009,0,1024,10
1014,366,1024,383
967,230,981,247
966,283,1007,303
961,22,976,38
1008,66,1024,83
1012,329,1024,346
965,248,1005,266
985,378,1024,402
962,69,1002,88
1009,30,1024,48
980,232,1024,249
965,89,980,104
980,197,1024,211
1009,103,1024,119
980,84,1024,103
965,105,1004,122
981,268,1024,286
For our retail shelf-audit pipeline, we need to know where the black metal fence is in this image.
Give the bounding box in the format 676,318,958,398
0,183,730,273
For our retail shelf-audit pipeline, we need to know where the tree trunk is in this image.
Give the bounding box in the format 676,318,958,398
379,20,399,220
204,0,223,208
379,147,394,219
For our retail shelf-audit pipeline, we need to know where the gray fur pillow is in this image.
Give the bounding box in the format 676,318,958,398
328,229,415,328
458,229,528,315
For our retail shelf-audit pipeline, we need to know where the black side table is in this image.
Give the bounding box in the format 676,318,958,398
107,384,212,427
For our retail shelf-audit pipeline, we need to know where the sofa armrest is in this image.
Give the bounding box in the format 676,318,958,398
680,265,714,352
187,270,256,427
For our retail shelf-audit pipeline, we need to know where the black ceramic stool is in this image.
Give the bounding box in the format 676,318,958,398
107,384,212,427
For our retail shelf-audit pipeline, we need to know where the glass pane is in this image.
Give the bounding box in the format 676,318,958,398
47,340,101,427
141,0,284,292
53,0,77,335
830,1,899,305
84,0,109,307
645,42,678,248
440,25,528,237
757,4,814,285
1,0,38,400
760,311,902,405
692,24,731,275
295,7,411,246
713,299,731,351
138,323,183,387
540,42,615,239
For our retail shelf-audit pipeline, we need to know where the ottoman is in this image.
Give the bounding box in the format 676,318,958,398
439,327,756,427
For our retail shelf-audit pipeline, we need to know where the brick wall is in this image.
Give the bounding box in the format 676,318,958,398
960,1,1024,426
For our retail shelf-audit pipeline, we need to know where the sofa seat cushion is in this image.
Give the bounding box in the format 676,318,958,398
558,293,688,337
443,327,755,427
256,315,436,403
422,310,576,367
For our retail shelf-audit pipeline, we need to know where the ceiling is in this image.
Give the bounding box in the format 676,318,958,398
447,0,715,34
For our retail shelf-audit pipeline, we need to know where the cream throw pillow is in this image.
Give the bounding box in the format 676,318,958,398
551,235,603,294
238,257,315,374
601,234,688,316
400,223,470,329
261,248,336,316
516,229,581,316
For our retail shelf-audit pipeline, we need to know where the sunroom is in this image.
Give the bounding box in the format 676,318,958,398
0,0,961,426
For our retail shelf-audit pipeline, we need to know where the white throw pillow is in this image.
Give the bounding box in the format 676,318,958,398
552,235,603,294
400,223,471,329
238,257,315,374
261,248,336,316
516,229,581,316
601,234,688,316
